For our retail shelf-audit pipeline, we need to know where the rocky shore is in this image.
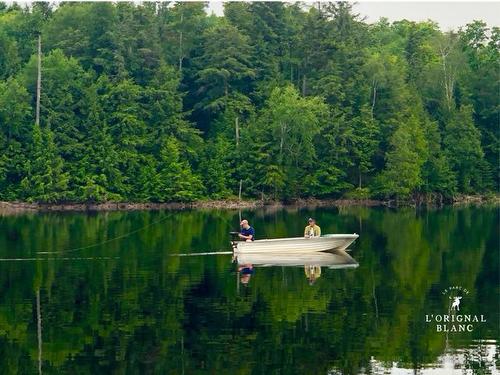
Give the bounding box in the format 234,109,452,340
0,198,381,213
0,194,497,213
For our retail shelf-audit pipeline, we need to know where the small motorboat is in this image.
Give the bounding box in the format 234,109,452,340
235,249,359,269
231,233,358,254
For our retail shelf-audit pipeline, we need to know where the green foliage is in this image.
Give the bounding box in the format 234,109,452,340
250,85,328,198
444,105,489,192
0,78,31,141
157,137,203,202
194,19,255,117
344,187,371,200
21,124,69,202
200,135,234,199
0,3,496,203
421,119,457,196
376,115,427,198
0,28,20,79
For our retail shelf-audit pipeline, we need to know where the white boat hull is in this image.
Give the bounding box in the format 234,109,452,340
233,234,358,254
236,250,358,269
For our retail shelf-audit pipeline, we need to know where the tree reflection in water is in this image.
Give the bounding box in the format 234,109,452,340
0,205,497,374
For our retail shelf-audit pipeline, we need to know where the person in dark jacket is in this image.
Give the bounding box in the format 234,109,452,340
239,219,255,242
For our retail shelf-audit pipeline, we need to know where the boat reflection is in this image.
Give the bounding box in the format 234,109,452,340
235,249,358,269
235,250,358,286
304,265,321,285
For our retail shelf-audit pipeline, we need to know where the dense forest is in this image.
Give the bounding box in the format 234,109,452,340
0,2,498,203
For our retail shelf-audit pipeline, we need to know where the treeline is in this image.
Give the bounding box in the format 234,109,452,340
0,2,498,203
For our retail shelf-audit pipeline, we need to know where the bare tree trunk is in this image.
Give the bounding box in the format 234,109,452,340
302,74,307,96
279,122,285,163
439,44,454,111
224,82,228,107
358,166,362,189
371,80,377,120
36,34,42,127
178,13,183,71
235,116,239,147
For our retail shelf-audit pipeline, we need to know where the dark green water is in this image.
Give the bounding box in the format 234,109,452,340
0,206,498,374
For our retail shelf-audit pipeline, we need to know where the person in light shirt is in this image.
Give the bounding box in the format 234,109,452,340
304,218,321,238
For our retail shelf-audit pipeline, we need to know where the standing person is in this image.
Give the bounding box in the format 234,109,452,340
304,218,321,238
239,219,255,242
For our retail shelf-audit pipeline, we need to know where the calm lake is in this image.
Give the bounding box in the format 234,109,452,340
0,205,498,374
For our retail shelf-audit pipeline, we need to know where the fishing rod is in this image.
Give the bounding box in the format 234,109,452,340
169,251,233,257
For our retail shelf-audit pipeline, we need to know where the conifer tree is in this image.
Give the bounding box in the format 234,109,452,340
157,137,203,202
444,105,488,192
194,20,255,122
21,124,69,202
376,115,427,198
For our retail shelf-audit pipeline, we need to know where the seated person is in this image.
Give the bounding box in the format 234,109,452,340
304,218,321,238
238,264,254,285
239,219,255,242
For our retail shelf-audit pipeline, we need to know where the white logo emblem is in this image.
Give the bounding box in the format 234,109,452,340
450,296,462,312
425,286,487,332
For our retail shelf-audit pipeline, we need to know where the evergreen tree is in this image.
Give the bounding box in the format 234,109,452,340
21,124,69,202
199,135,233,199
350,105,379,190
115,3,161,84
145,64,201,157
157,137,203,202
460,22,499,189
77,83,123,202
0,78,31,199
0,29,20,79
193,20,255,123
0,78,31,143
376,115,427,198
421,119,457,197
443,105,488,192
159,2,207,72
308,110,353,197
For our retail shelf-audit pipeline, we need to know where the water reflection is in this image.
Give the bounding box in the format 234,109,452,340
0,205,497,374
235,249,359,269
235,250,358,286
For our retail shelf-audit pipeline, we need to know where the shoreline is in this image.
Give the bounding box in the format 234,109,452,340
0,195,497,213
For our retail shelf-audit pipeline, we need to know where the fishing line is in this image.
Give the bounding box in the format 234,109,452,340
0,257,119,262
37,213,173,255
0,251,233,261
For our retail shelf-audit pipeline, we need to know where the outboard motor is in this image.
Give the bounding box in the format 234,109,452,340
229,231,240,250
